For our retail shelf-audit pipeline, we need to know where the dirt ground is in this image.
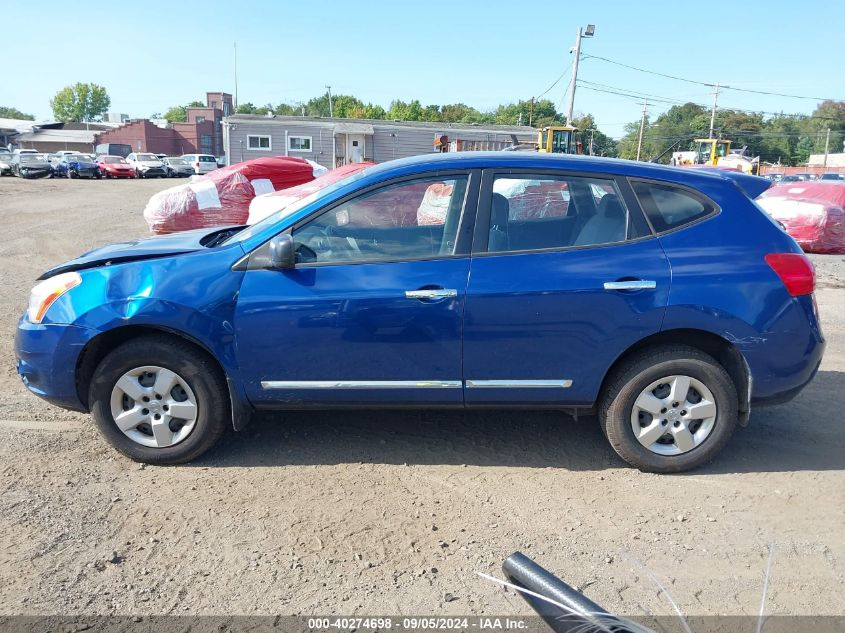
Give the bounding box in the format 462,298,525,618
0,176,842,619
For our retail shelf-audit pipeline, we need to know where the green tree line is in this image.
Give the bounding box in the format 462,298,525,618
617,100,845,166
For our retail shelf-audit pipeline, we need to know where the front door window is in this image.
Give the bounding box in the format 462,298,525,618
292,175,469,264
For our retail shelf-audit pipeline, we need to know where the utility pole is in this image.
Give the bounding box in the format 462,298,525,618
636,100,648,161
517,112,522,126
823,127,831,169
565,24,595,127
233,42,238,110
326,85,333,118
566,29,583,126
708,82,720,139
529,96,534,127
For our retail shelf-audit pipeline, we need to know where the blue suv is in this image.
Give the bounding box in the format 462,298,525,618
14,153,824,472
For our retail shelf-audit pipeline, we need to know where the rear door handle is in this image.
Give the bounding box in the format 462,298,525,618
405,289,458,300
603,280,656,291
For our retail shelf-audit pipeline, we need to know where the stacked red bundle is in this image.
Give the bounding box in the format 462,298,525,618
144,156,317,234
758,182,845,254
248,162,373,224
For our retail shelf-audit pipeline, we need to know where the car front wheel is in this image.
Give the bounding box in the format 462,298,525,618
599,345,738,473
89,335,229,464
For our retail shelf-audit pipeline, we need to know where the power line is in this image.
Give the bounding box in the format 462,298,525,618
535,68,570,100
577,81,843,120
581,53,843,102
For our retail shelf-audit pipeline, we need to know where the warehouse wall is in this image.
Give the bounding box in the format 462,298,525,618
227,121,335,167
225,118,536,167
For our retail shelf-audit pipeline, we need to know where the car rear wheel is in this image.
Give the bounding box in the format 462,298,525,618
67,169,76,179
89,335,229,464
599,345,738,473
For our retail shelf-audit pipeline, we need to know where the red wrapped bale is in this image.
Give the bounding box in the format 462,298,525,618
144,156,317,234
758,182,845,254
248,162,373,224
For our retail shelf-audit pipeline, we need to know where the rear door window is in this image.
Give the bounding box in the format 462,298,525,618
630,180,717,233
484,175,639,253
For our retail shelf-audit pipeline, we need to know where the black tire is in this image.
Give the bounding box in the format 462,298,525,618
599,345,738,473
68,169,76,179
88,335,229,464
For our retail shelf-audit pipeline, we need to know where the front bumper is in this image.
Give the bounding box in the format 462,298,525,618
14,318,99,412
139,167,165,177
20,168,52,179
106,168,134,178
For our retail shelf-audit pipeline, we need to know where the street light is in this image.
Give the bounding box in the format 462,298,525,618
566,24,595,126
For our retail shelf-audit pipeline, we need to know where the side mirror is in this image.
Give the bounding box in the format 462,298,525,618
268,233,295,270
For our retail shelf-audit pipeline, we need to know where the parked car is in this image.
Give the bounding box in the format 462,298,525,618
0,151,12,175
11,153,53,178
54,154,101,179
793,173,816,181
181,153,218,175
819,173,845,181
94,143,132,159
97,155,135,179
780,175,801,183
161,157,194,178
13,148,39,155
15,153,823,471
126,152,166,178
763,173,784,182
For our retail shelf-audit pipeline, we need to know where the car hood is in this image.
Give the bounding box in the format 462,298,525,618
102,163,130,169
137,161,163,168
39,226,247,279
69,160,97,168
20,161,51,169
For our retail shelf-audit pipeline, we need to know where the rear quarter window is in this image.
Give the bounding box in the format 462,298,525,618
630,180,717,233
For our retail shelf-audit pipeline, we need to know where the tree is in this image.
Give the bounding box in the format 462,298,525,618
572,114,617,156
0,106,34,120
50,83,110,122
163,105,187,123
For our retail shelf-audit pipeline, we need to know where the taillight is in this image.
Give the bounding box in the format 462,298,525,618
765,253,815,296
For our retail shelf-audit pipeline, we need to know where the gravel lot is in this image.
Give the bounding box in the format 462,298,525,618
0,176,842,619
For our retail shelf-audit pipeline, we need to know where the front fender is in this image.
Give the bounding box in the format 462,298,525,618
41,250,253,426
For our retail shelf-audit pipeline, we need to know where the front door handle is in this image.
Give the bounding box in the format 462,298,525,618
603,280,657,291
405,288,458,300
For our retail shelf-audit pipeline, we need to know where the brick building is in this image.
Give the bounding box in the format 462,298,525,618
95,92,232,157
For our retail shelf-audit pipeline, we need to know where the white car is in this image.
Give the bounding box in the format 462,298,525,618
0,152,12,175
126,152,167,178
181,153,218,175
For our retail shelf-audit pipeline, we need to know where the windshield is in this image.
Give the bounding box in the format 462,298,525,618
168,158,188,165
20,154,39,162
102,156,127,164
0,153,11,162
136,153,158,161
225,168,370,245
199,156,216,162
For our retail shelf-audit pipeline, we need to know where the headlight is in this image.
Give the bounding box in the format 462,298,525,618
27,272,82,323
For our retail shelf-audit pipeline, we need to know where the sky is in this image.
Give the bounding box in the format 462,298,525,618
2,1,844,139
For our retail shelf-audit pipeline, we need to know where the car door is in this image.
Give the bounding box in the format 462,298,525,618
462,169,671,407
234,170,479,407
